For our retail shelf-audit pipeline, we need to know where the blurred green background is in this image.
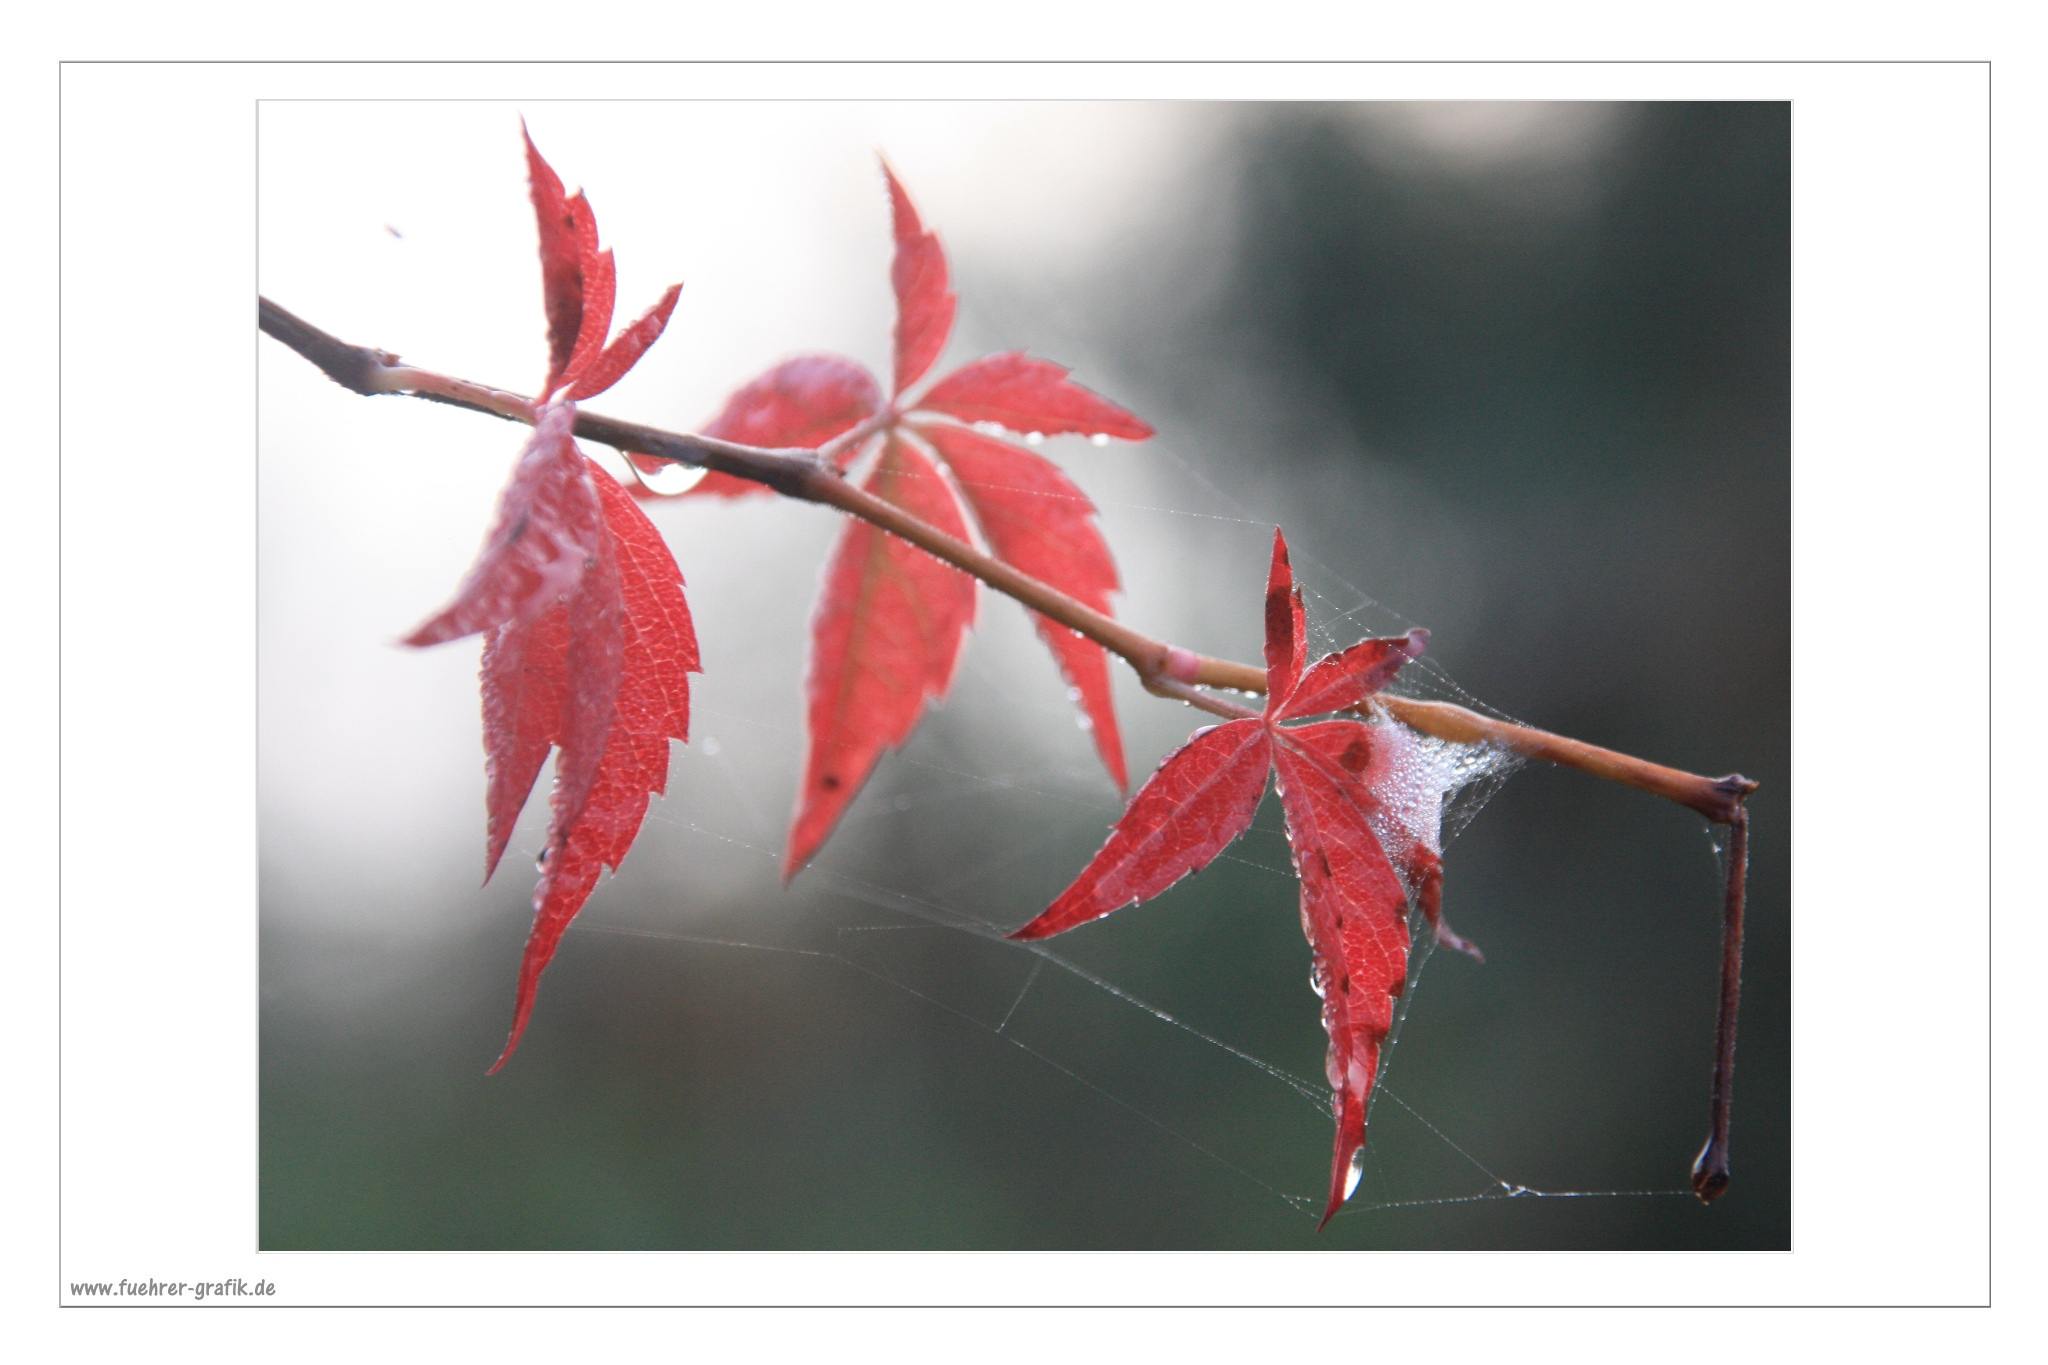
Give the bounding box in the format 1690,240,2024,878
259,101,1787,1250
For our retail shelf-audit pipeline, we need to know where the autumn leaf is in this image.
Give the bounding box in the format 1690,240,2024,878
407,405,699,1072
485,469,699,1071
652,160,1152,869
884,159,956,396
400,129,698,1070
788,434,977,875
522,122,681,402
1011,529,1470,1229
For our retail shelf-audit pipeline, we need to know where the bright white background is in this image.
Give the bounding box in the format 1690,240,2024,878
30,30,2030,1346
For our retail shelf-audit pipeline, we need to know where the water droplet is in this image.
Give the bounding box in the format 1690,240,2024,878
1088,433,1111,447
1023,431,1045,445
699,735,722,757
1343,1147,1367,1200
627,458,710,496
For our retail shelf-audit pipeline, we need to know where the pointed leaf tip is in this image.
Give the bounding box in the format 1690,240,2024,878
1263,529,1306,707
523,126,587,397
880,159,956,395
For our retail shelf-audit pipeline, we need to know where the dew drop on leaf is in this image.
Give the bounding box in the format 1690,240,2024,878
1344,1146,1367,1201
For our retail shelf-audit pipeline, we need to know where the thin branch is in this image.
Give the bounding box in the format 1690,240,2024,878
258,297,1757,823
1691,804,1750,1203
1142,674,1262,722
261,295,1764,1203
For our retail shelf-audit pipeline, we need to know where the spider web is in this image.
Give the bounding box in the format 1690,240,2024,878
253,98,1782,1253
551,442,1702,1238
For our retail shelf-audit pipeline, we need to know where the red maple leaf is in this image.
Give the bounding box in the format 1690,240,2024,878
641,160,1152,871
404,128,699,1070
1010,530,1476,1229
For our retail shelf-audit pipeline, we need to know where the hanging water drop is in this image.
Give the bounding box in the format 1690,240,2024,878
626,457,710,496
1343,1146,1367,1201
1088,433,1111,447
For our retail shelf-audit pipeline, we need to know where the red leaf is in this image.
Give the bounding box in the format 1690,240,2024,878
567,282,683,401
651,354,883,499
558,241,616,393
485,466,700,1072
1271,719,1415,1230
1016,526,1452,1226
917,353,1153,440
523,125,678,400
883,161,956,396
1263,529,1308,708
787,434,976,876
1278,628,1430,722
477,602,563,882
523,124,585,398
1010,718,1270,941
403,405,603,647
917,422,1128,789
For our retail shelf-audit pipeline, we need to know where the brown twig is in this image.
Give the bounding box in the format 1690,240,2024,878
260,297,1758,818
260,296,1760,1199
1691,803,1750,1203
